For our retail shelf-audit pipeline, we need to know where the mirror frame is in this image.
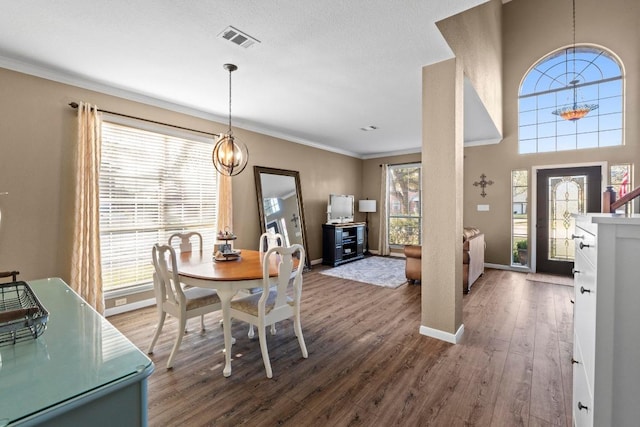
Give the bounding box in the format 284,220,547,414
254,166,311,270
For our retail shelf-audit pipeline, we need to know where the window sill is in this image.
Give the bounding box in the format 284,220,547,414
104,282,154,300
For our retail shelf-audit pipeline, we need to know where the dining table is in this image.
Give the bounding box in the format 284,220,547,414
174,249,280,377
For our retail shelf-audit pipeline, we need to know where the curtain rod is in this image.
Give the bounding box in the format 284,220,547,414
379,161,419,167
68,102,220,138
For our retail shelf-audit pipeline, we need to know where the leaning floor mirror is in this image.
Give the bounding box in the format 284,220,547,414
254,166,311,270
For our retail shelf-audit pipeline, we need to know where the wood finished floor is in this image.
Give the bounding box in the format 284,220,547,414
109,268,574,426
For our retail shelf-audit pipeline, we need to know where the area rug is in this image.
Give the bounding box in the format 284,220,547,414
526,273,574,287
320,256,407,289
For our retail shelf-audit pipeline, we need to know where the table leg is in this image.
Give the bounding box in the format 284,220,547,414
217,288,236,377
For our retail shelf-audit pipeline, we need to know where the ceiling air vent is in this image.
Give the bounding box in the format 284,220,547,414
218,26,260,48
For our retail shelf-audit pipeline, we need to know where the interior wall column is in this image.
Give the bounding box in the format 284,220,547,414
420,58,464,343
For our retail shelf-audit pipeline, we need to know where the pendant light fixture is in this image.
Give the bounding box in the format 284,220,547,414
212,63,249,176
552,0,598,121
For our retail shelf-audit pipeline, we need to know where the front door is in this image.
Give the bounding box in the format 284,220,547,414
536,166,601,275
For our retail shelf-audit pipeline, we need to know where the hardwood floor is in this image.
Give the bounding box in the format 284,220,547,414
109,268,574,426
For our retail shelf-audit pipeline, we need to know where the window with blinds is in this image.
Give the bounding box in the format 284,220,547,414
100,121,218,292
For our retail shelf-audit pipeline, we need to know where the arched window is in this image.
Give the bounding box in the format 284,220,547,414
519,45,623,153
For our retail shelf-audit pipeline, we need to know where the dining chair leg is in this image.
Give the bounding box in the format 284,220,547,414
249,324,275,337
167,315,187,369
147,311,166,354
258,324,273,378
294,313,308,358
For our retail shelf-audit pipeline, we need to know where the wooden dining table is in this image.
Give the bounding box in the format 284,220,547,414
174,249,280,377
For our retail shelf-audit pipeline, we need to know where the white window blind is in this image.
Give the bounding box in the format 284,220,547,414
100,121,218,291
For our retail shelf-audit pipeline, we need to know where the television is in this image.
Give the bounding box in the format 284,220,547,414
327,194,354,224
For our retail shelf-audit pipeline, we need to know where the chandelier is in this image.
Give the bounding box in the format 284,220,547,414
551,0,598,121
212,63,249,176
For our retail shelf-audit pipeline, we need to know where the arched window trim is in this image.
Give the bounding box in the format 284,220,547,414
519,43,625,94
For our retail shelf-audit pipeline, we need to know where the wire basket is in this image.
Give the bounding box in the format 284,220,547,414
0,281,49,346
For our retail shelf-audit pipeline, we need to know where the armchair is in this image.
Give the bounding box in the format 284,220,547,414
403,227,485,293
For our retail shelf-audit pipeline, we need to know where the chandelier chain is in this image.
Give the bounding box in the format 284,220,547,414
572,0,576,46
551,0,598,121
227,66,233,134
572,0,576,78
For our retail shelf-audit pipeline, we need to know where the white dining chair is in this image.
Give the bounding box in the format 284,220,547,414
148,244,221,369
168,231,203,253
258,232,284,257
229,244,307,378
167,232,204,330
246,232,285,338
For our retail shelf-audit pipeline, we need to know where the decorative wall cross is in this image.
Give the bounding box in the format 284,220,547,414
291,213,300,228
473,173,494,198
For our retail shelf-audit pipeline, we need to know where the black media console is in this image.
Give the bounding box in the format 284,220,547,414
322,223,365,267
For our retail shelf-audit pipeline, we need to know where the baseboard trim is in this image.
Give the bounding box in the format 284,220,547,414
419,323,464,344
484,262,531,273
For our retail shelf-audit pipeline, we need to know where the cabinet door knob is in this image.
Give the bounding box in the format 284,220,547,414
579,242,590,249
572,234,585,240
571,358,580,364
572,268,580,275
580,286,591,294
577,401,589,411
570,299,574,304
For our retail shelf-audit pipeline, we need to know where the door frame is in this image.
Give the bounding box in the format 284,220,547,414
529,161,607,273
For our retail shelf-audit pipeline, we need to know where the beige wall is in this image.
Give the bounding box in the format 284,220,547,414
463,0,640,266
437,0,503,134
0,67,362,293
231,128,363,263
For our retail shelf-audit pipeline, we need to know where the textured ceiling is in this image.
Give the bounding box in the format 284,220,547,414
0,0,496,158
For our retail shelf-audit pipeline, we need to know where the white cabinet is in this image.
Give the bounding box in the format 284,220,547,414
572,214,640,426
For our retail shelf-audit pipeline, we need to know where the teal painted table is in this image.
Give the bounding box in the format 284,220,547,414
0,278,154,426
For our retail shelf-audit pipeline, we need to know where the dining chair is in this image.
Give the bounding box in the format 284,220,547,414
168,232,203,296
168,231,203,253
246,232,285,338
258,232,284,257
229,244,307,378
148,243,221,369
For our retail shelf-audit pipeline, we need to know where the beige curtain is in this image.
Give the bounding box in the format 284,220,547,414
378,163,390,256
217,174,233,233
70,102,104,313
